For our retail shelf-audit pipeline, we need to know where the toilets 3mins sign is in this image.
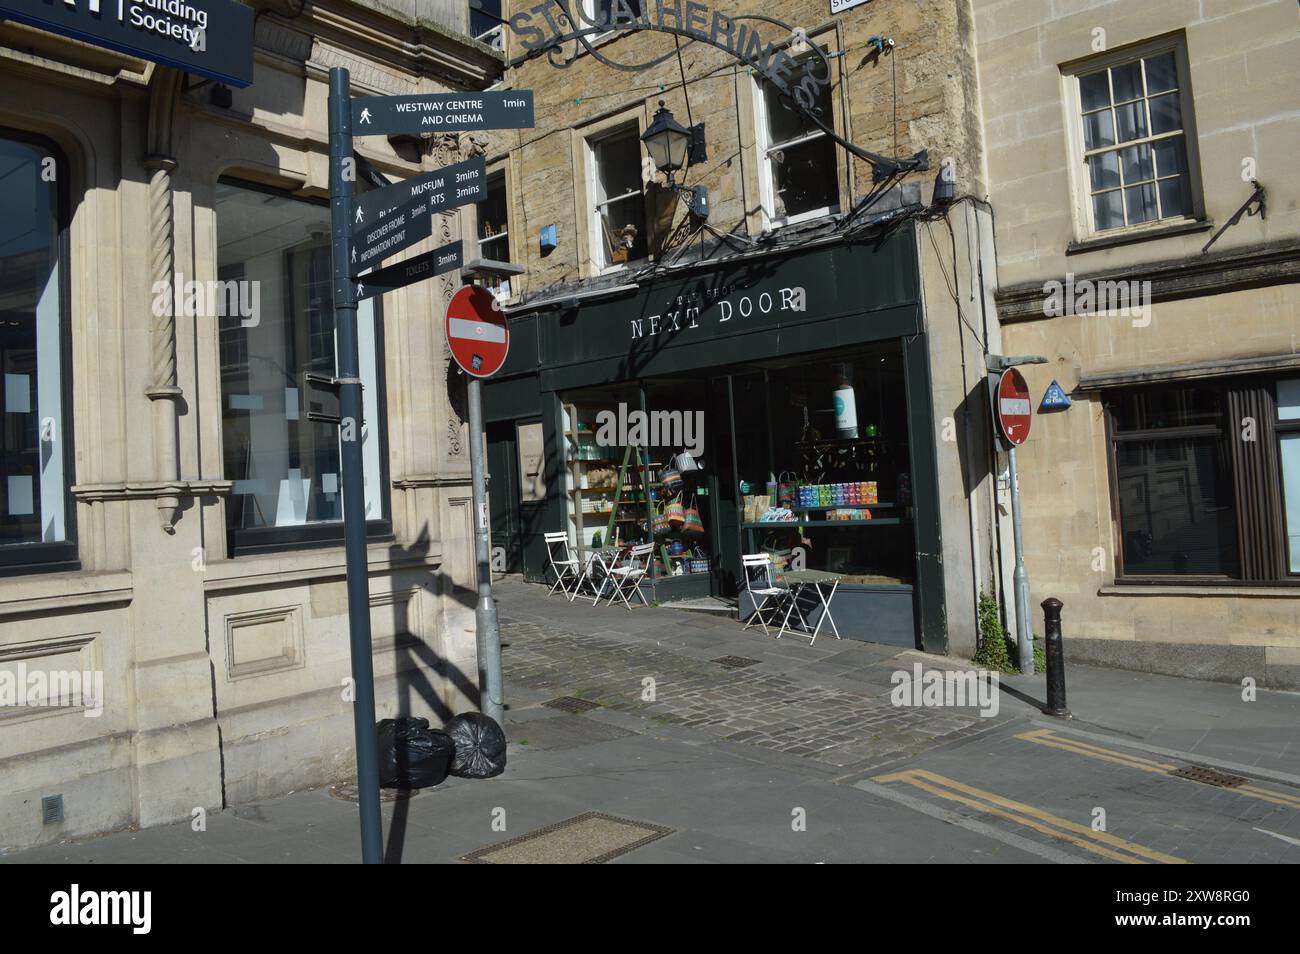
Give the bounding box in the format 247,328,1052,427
0,0,255,87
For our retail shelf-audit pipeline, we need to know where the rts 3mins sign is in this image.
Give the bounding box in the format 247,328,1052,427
0,0,255,86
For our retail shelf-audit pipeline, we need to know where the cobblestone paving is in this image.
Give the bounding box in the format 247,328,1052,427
499,616,991,772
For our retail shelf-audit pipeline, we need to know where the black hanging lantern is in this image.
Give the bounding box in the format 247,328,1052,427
640,100,692,182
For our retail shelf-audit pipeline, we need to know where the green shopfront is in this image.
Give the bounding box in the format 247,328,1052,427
482,223,947,651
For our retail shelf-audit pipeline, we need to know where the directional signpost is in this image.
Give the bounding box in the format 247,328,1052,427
352,91,534,135
327,67,532,863
356,241,464,301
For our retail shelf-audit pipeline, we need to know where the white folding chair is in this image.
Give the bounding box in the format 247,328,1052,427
574,546,616,605
543,531,581,600
741,553,800,637
606,543,654,610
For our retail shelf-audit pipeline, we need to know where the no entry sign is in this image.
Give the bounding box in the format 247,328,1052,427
446,285,508,378
996,367,1033,445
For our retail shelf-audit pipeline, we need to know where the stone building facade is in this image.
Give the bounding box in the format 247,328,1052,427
974,0,1300,685
476,1,1013,662
0,0,502,849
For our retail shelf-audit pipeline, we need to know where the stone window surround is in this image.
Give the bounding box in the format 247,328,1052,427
1060,33,1207,247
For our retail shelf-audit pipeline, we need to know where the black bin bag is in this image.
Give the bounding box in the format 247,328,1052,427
376,717,455,789
446,712,507,779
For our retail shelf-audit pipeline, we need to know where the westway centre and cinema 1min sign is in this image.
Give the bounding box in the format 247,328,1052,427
0,0,255,87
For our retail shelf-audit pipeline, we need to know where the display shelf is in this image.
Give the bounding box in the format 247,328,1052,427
742,518,908,528
793,503,895,512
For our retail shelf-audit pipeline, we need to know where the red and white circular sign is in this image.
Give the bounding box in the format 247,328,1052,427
446,285,509,378
996,367,1033,446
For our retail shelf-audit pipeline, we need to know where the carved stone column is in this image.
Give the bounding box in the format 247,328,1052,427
144,69,184,532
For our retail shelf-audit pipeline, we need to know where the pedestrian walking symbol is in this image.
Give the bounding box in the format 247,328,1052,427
359,107,371,125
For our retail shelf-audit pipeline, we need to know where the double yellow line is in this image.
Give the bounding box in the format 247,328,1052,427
1017,728,1300,811
873,768,1187,863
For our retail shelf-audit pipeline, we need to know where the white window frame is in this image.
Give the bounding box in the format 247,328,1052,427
1061,35,1203,242
751,65,842,229
586,123,649,274
580,0,643,44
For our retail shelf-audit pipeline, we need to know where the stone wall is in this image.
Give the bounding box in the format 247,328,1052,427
974,0,1300,685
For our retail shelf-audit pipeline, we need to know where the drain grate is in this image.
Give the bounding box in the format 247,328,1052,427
329,782,419,803
1170,765,1248,788
42,794,64,825
713,655,761,670
543,696,602,714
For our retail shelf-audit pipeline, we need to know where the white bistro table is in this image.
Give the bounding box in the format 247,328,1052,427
775,569,845,645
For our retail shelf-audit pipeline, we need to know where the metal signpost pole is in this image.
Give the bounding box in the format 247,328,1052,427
1007,444,1034,675
467,377,503,726
327,66,384,864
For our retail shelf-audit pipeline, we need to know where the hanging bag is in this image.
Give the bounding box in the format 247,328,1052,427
660,462,683,496
683,493,705,535
665,496,686,528
777,470,800,510
651,497,672,536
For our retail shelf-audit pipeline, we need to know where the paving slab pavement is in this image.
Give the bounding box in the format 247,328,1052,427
5,578,1299,864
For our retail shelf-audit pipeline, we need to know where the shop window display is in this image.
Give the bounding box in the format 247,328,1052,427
741,347,915,586
562,382,712,582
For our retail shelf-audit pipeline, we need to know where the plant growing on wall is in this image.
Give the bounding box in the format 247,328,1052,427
973,590,1045,673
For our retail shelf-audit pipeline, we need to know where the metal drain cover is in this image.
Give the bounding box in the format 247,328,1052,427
713,655,761,670
543,696,602,714
329,782,419,803
1170,765,1248,788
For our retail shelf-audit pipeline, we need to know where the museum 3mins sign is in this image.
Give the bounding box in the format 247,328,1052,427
0,0,255,86
506,1,833,116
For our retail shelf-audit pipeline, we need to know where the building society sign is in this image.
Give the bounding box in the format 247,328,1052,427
0,0,255,86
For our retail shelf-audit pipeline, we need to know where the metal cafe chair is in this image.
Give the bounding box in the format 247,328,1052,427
543,531,581,601
741,553,801,637
605,543,655,610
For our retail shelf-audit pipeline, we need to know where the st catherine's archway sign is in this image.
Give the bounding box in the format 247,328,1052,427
503,0,928,178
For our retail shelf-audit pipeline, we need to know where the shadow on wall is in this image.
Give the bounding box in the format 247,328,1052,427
383,522,483,863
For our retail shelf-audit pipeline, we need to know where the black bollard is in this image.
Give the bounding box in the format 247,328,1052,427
1041,598,1071,718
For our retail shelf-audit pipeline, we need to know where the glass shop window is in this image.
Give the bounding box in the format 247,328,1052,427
643,379,711,579
0,131,74,570
1277,379,1300,574
1109,385,1238,577
744,346,914,584
216,179,386,552
562,385,648,556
